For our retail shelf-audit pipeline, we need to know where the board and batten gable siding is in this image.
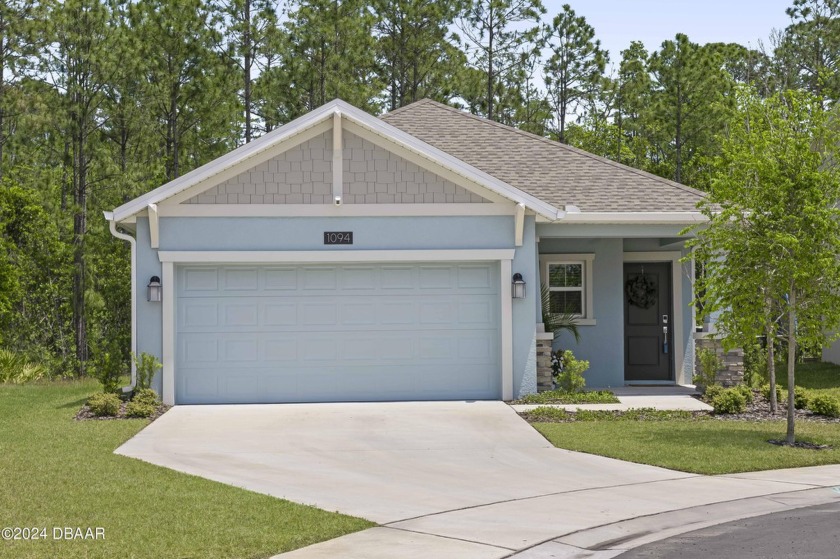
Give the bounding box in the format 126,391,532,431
183,131,490,205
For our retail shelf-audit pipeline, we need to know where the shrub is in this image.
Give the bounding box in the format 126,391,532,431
92,349,125,394
516,389,618,405
695,348,722,390
125,388,161,418
793,387,810,410
808,395,840,418
743,342,768,387
734,384,754,405
553,350,589,393
87,393,121,417
0,349,46,384
703,383,724,403
711,388,747,414
132,353,162,390
760,384,786,404
525,407,569,421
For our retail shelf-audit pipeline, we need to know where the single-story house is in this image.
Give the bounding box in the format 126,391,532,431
105,98,708,406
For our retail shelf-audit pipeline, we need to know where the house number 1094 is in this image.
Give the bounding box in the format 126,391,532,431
323,231,353,245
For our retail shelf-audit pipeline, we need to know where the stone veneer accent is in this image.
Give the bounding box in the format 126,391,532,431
694,334,745,387
185,131,489,204
536,329,555,392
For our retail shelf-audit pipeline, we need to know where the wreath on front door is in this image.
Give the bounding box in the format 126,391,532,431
625,274,657,309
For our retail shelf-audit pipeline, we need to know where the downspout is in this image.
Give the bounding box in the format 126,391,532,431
104,211,137,393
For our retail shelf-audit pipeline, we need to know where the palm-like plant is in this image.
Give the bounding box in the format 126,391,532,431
541,283,581,343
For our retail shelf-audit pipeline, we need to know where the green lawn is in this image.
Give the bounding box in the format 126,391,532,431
779,362,840,399
513,389,619,405
0,381,373,559
534,419,840,475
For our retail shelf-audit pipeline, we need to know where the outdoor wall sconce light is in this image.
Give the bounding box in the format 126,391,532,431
147,276,162,302
512,273,526,299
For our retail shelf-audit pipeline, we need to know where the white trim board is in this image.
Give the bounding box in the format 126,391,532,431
623,251,687,385
158,249,515,264
155,203,518,218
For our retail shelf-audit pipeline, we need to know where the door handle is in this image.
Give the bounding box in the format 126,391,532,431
663,326,669,354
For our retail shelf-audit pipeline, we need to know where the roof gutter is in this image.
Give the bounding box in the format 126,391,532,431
104,212,137,394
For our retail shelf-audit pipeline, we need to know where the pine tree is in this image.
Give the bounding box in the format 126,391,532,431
130,0,237,181
212,0,279,142
457,0,544,121
648,34,733,186
542,3,606,143
373,0,466,111
284,0,381,113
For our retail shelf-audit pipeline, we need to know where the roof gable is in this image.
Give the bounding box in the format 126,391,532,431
381,99,706,213
109,99,559,223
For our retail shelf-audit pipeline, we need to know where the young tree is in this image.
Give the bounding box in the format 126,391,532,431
690,88,840,443
457,0,544,121
542,3,606,143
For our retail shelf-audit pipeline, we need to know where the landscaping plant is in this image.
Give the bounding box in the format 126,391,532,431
0,348,46,384
87,393,121,417
711,388,747,415
808,395,840,418
694,347,721,391
552,349,589,393
132,352,162,391
126,388,162,418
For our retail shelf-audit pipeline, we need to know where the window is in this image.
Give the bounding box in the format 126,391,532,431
540,254,595,325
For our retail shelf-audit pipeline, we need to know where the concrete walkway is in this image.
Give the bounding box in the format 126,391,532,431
114,401,839,559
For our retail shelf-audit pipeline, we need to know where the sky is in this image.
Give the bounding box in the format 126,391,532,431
541,0,795,67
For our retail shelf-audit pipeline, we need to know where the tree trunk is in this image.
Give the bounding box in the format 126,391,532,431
487,23,494,121
243,0,252,143
766,308,777,413
786,289,796,445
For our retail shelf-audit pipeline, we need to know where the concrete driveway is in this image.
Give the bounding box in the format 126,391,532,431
116,402,840,558
116,401,690,523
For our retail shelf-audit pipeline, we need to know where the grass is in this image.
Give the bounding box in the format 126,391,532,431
533,419,840,475
779,362,840,399
514,389,619,405
0,380,373,559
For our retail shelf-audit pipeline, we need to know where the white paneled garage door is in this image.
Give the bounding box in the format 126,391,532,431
175,263,501,404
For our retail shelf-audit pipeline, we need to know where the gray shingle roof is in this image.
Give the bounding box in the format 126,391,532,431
380,99,706,213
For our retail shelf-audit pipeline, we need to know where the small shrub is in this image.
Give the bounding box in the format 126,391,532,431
525,407,569,421
0,349,46,384
808,395,840,418
125,388,161,418
92,348,125,394
87,393,121,417
703,383,725,403
734,384,754,405
793,387,810,410
760,384,786,404
743,342,768,387
553,350,589,393
711,388,747,414
132,353,162,390
695,348,722,390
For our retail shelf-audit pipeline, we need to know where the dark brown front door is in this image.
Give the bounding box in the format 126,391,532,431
624,262,673,382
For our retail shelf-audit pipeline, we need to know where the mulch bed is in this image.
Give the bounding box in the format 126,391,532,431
702,391,840,424
75,401,171,422
768,439,832,450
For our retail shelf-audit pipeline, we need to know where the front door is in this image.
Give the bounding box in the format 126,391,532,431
624,262,673,382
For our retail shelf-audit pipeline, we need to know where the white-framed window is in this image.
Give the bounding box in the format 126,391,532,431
540,254,596,325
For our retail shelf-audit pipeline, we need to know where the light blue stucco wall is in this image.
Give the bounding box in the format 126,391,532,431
537,225,695,388
133,214,540,399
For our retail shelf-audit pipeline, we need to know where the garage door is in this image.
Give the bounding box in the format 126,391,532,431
175,263,501,403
